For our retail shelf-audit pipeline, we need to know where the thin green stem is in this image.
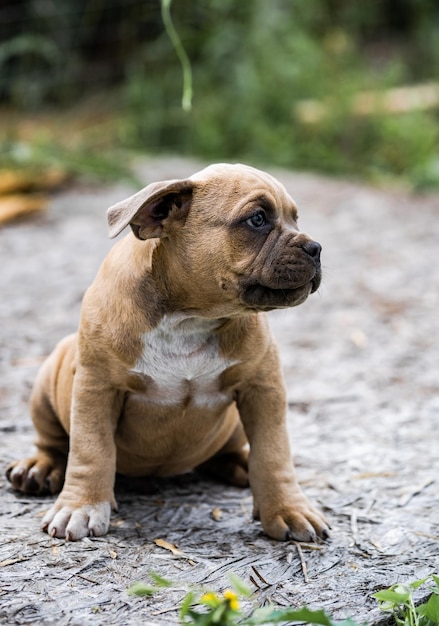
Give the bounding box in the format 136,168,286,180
161,0,193,112
409,595,420,626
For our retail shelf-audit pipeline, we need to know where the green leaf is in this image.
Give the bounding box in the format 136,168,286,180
411,577,431,590
422,594,439,625
180,591,195,620
249,606,336,625
279,607,336,625
127,581,156,597
247,605,281,625
228,573,252,598
373,589,411,604
211,603,228,624
432,575,439,592
150,572,173,588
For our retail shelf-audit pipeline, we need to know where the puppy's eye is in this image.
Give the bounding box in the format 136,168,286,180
246,211,267,229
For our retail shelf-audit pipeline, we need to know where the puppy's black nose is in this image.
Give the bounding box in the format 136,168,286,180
303,240,322,260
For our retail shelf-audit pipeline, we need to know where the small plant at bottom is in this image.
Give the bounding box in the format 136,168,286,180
373,575,439,626
128,573,439,626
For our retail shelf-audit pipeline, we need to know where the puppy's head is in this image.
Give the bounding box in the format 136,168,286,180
107,164,321,314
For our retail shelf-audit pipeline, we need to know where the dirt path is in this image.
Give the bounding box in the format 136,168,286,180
1,157,438,625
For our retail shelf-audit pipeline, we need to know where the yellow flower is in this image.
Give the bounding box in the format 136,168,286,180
201,591,220,607
223,589,240,611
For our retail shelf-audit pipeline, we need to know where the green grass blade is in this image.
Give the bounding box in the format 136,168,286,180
161,0,193,112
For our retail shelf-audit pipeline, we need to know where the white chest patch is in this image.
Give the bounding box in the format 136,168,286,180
131,314,236,407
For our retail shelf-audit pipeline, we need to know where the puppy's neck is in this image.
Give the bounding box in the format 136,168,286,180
151,313,223,340
149,240,241,320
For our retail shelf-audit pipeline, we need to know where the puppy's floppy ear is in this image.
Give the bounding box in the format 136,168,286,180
107,179,194,240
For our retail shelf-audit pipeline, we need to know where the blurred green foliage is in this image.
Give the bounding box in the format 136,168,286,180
1,0,438,188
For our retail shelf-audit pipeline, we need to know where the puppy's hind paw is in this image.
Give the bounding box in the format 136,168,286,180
6,455,65,494
197,450,249,487
42,502,111,541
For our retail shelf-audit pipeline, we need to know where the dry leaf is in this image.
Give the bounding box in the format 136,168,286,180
153,538,182,556
110,519,125,528
350,329,367,348
109,550,117,559
348,562,359,571
0,194,47,225
354,471,397,480
211,507,223,521
0,558,23,567
295,82,439,123
0,168,67,195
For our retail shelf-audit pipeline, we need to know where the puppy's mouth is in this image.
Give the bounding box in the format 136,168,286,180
240,278,318,311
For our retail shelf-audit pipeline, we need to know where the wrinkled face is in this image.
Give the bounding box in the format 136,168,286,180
182,164,322,313
107,163,322,316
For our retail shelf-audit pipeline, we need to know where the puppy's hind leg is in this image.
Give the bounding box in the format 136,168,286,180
197,418,249,487
7,365,68,495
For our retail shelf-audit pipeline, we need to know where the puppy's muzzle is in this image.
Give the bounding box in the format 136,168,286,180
241,237,322,311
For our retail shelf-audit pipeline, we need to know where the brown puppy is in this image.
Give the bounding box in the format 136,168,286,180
7,163,329,542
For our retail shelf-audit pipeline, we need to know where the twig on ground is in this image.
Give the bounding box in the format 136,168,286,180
295,542,309,583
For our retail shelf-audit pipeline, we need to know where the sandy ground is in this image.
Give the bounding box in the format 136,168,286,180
0,157,438,625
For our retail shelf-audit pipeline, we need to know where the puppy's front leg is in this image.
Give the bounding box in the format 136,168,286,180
238,361,329,542
42,368,121,541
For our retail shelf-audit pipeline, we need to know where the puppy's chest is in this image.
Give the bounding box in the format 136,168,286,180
131,316,235,407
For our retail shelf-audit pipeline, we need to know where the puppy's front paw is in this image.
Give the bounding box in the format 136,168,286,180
258,493,330,543
42,501,111,541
